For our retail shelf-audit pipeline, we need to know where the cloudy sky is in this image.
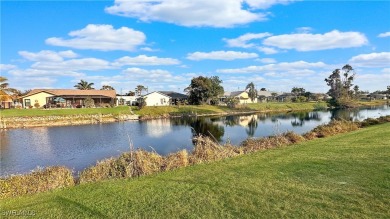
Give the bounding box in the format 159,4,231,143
1,0,389,94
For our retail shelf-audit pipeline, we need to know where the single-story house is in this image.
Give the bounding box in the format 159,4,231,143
158,91,188,105
276,93,295,102
0,90,13,109
117,95,138,106
369,93,387,100
21,89,116,108
139,91,171,106
257,90,276,102
222,91,257,104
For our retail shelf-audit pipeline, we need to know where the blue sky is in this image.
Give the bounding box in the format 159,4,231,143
1,0,389,94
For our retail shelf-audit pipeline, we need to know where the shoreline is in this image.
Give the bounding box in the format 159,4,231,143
0,101,387,129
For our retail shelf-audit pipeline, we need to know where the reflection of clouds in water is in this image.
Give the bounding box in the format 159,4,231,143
144,119,172,138
29,127,53,158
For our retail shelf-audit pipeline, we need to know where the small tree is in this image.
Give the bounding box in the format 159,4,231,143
246,82,257,102
137,97,147,109
135,85,147,96
84,97,95,108
325,64,356,107
100,85,115,90
225,96,239,108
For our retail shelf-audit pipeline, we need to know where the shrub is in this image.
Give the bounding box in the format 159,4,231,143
79,150,163,183
162,150,189,171
189,135,242,164
303,120,359,139
84,97,95,108
0,166,74,199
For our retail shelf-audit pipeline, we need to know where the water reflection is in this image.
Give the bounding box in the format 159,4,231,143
1,105,389,176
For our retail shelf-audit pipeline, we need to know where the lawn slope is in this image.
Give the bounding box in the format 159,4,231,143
1,123,389,218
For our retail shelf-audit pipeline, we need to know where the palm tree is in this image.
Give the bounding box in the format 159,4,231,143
135,85,147,96
246,82,257,102
74,80,94,90
0,76,17,94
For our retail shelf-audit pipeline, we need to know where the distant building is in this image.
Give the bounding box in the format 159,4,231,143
21,89,116,108
222,91,257,104
117,95,138,106
158,91,188,105
0,90,13,109
139,91,171,106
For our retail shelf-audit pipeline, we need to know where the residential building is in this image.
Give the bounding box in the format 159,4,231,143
0,90,13,109
158,91,188,105
139,91,171,106
21,89,116,108
223,91,257,104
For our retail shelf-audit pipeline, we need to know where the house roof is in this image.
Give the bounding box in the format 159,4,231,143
158,91,188,99
142,91,171,98
22,89,116,99
225,91,247,97
257,91,273,97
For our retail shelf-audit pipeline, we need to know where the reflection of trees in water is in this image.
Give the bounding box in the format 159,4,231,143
0,131,9,154
246,117,258,137
171,117,225,142
289,111,322,127
331,108,360,121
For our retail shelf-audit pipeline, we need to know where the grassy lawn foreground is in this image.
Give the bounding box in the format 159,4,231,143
1,123,389,218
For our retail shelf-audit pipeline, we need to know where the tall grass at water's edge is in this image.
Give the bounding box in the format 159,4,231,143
1,116,389,199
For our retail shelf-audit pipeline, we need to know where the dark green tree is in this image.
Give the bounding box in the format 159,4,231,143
100,85,115,90
185,76,224,105
74,80,94,90
325,64,356,107
246,82,257,102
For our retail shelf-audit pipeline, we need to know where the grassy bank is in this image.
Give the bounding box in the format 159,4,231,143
1,101,386,119
1,123,389,218
0,106,132,117
132,102,328,118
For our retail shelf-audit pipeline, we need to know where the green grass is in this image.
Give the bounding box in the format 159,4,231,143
1,123,389,218
0,106,132,117
132,102,326,118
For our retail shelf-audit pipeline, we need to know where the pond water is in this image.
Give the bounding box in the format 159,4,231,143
1,105,389,176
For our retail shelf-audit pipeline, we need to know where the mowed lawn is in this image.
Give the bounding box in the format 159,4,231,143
1,124,389,218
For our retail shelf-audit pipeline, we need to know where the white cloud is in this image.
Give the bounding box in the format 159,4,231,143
18,50,78,62
263,30,368,51
31,58,112,71
378,32,390,38
224,32,272,48
382,68,390,74
257,58,276,63
141,47,159,52
0,64,17,71
187,51,258,61
113,55,180,66
46,24,146,51
257,47,279,54
349,52,390,68
295,27,313,34
217,61,327,73
105,0,294,27
8,69,84,77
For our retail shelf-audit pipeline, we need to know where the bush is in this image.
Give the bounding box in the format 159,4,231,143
84,97,95,108
79,150,163,183
0,166,74,199
190,135,242,164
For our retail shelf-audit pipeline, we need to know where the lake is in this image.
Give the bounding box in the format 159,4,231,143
1,105,389,176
